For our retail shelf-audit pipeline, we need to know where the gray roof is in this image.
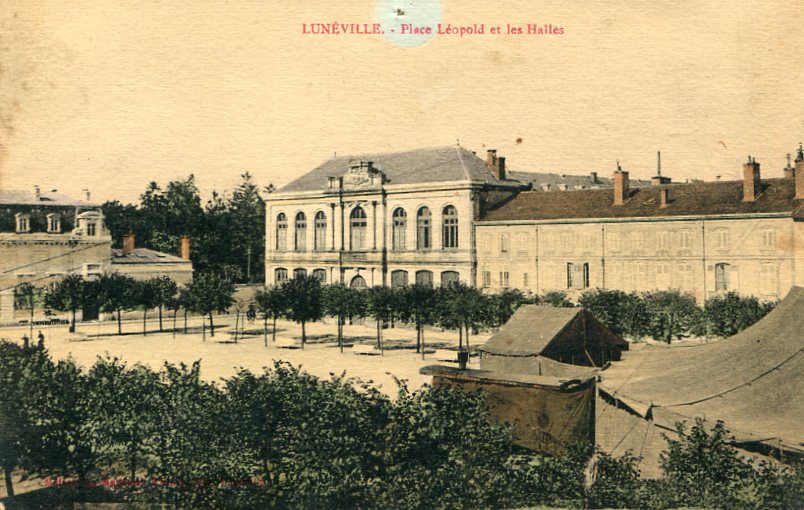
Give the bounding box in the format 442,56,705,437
0,190,100,208
278,146,516,193
508,171,652,191
111,248,191,265
482,306,582,356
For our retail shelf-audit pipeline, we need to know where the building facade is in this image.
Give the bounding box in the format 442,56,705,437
0,190,112,322
476,151,804,302
264,146,525,288
0,190,195,323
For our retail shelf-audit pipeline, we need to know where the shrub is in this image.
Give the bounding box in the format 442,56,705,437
697,293,776,338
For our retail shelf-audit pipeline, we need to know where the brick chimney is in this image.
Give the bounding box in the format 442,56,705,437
743,156,761,202
796,144,804,199
660,188,670,208
496,156,506,180
783,153,795,179
122,232,135,254
485,150,506,181
651,151,672,185
613,162,629,206
180,235,191,260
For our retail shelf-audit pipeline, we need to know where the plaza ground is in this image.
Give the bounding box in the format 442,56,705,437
0,314,491,394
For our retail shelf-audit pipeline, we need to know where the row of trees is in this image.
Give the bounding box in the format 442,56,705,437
27,272,776,350
38,273,235,339
253,278,776,351
254,276,533,354
0,344,799,509
102,173,266,283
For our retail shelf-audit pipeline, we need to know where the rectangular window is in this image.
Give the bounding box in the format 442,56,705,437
517,233,528,252
716,229,730,250
523,273,529,287
482,271,491,288
500,234,509,253
567,262,590,289
715,263,730,291
86,222,97,236
499,271,509,289
679,231,692,249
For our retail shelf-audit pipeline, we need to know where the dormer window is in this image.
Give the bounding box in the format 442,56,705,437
15,213,30,233
47,213,61,233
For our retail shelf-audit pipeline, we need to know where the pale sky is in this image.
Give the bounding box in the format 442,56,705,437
1,0,802,203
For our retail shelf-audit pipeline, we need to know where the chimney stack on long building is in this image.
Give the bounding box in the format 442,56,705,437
122,232,135,254
180,235,191,261
613,162,629,206
486,149,506,181
660,188,670,208
743,156,761,202
796,144,804,200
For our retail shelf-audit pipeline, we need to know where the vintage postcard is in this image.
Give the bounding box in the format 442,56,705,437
0,1,802,509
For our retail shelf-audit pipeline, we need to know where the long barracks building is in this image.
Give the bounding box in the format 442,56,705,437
265,144,804,303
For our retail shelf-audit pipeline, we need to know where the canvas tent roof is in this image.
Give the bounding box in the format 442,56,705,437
599,286,804,453
480,305,628,357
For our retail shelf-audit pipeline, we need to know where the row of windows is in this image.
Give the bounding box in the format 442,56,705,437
480,261,779,296
275,206,459,252
480,228,779,254
273,267,460,288
14,213,62,234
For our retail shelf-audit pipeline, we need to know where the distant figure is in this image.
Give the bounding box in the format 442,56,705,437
37,330,45,349
247,303,257,323
21,335,29,349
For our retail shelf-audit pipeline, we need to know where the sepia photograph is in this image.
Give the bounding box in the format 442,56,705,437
0,1,802,508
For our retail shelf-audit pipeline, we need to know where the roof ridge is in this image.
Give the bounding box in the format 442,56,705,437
454,145,472,181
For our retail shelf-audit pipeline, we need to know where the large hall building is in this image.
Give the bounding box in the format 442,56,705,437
265,145,804,302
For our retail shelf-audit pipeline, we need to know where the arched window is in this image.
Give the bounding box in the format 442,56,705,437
314,211,327,251
415,270,433,287
391,270,408,288
312,268,327,282
293,268,307,279
276,213,288,251
350,275,367,289
392,208,407,251
294,212,307,251
442,205,458,249
416,207,431,250
440,271,459,287
350,207,367,250
275,267,288,284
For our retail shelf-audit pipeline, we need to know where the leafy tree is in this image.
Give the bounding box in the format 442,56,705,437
642,290,701,342
579,288,632,337
97,273,137,335
540,290,574,309
185,272,236,338
436,283,488,354
151,276,178,332
14,282,42,342
697,292,776,338
45,274,86,333
228,173,265,283
322,283,365,353
255,286,286,346
132,279,160,336
100,200,141,248
365,286,396,353
397,284,437,356
0,342,52,500
87,357,162,481
656,419,754,509
280,274,323,348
